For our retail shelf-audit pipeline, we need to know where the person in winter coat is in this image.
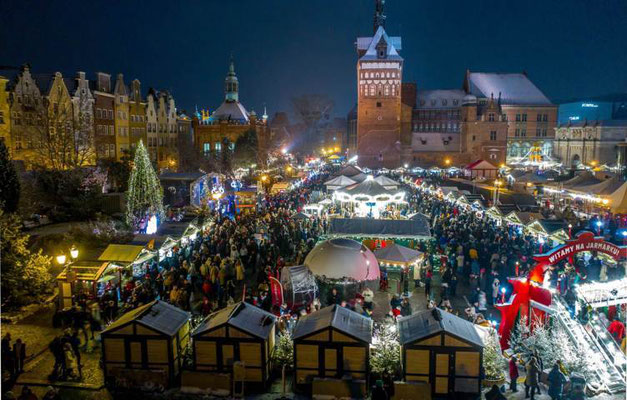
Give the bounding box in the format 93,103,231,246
547,363,567,400
400,297,412,317
235,261,245,283
491,278,500,305
524,357,540,399
509,356,519,392
485,384,506,400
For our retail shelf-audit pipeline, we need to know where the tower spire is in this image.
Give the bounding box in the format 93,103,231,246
224,55,239,102
373,0,386,33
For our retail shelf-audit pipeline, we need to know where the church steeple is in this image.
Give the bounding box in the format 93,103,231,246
224,56,239,103
373,0,386,33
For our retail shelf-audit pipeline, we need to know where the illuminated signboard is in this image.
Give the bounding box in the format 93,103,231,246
569,116,580,121
581,103,599,108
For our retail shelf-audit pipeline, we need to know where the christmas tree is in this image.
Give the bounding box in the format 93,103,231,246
508,312,530,356
125,140,164,229
272,330,294,369
483,329,507,380
370,322,401,378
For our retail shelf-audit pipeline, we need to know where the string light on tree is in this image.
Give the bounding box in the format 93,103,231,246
125,140,164,231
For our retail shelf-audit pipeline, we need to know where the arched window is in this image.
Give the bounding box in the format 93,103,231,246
384,85,390,96
369,85,376,96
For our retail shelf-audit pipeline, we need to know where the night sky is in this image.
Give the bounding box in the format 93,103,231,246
1,0,626,119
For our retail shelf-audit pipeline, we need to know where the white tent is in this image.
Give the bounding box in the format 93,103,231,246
324,175,357,191
373,175,400,190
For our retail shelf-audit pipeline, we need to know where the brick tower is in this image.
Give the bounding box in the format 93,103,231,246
356,0,403,168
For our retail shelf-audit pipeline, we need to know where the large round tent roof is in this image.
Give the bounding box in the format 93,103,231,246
304,238,380,282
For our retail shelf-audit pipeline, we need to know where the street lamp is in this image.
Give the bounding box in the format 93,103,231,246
500,287,507,303
70,246,79,260
56,254,67,265
596,220,603,236
493,180,502,205
568,224,573,238
444,158,451,166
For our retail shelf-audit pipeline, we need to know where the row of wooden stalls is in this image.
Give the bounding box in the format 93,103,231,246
483,205,570,246
56,219,204,309
101,299,485,398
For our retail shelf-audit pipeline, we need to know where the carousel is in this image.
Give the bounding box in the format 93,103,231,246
333,175,405,218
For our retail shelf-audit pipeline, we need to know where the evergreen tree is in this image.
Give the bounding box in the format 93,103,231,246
483,329,507,380
508,312,530,356
125,140,164,229
272,330,294,369
370,322,401,378
0,140,20,212
0,210,53,307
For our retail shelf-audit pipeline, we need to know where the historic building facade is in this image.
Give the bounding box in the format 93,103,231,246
2,64,182,170
554,120,627,167
354,1,557,168
192,58,268,166
0,75,11,152
93,72,116,160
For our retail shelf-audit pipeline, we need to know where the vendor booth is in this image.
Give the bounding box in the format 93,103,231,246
324,175,356,191
56,261,115,309
333,176,405,218
97,244,156,278
191,302,277,385
293,305,372,386
398,308,485,398
101,300,191,389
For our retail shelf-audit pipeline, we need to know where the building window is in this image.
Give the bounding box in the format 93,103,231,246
543,114,548,122
490,131,497,141
521,129,526,137
0,111,4,124
516,114,520,122
472,135,476,141
502,114,507,121
215,142,222,152
515,129,520,137
522,113,527,122
376,102,382,108
488,113,495,122
536,128,541,136
537,113,542,122
490,153,497,160
542,128,547,137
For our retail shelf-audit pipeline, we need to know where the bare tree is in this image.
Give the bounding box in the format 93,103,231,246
291,94,334,153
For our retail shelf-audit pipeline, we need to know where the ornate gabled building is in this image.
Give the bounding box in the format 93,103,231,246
0,75,12,152
92,72,116,160
113,73,130,160
354,1,556,168
192,57,268,166
128,79,147,153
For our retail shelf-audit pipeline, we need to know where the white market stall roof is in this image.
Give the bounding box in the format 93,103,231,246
575,278,627,308
304,238,380,282
98,244,147,263
464,159,497,171
324,175,357,188
609,181,627,214
328,216,431,239
193,301,277,339
373,175,400,189
334,165,363,178
101,300,189,337
374,243,423,265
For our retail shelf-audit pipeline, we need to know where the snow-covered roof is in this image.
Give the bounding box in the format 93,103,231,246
359,26,403,61
211,100,249,122
417,89,466,109
467,72,552,106
357,34,401,52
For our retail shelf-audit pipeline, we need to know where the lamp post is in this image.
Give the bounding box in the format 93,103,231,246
500,287,506,303
596,220,603,236
493,180,502,205
568,224,573,238
57,245,79,305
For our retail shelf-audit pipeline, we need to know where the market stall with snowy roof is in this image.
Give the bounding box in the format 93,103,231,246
397,308,484,397
525,219,569,245
97,244,156,277
324,175,357,191
56,261,114,309
191,302,277,385
304,238,380,301
100,300,191,389
374,242,424,269
293,304,373,385
373,174,400,190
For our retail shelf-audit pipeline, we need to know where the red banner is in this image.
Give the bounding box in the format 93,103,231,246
533,231,626,265
269,277,283,308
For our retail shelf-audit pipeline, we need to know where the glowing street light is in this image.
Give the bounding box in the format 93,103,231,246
568,223,573,238
281,148,288,155
70,246,79,260
261,175,268,182
500,287,507,303
538,236,545,253
56,254,67,265
444,158,451,166
596,220,603,235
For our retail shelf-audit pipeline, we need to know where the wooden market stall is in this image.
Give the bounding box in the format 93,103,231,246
97,243,156,278
56,261,113,309
398,308,484,398
525,219,569,245
191,302,277,385
101,300,191,389
293,304,373,386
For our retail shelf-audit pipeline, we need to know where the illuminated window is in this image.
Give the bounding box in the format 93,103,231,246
215,142,222,152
